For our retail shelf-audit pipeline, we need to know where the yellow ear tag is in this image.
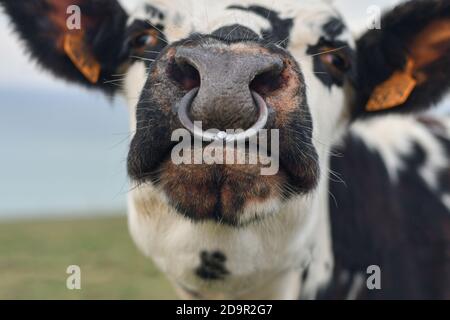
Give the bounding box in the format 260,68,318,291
64,32,101,84
366,58,417,112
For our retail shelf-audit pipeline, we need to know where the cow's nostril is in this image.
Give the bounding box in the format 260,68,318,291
250,67,284,97
168,58,201,91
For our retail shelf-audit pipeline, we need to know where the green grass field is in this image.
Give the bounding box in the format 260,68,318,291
0,215,177,299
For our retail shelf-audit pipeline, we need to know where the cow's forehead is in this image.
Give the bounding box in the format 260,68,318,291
127,0,350,46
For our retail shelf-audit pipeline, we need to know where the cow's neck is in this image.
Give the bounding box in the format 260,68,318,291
249,172,333,300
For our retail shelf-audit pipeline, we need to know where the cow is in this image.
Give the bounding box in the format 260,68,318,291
1,0,449,299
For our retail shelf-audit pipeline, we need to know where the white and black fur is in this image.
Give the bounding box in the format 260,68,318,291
2,0,449,299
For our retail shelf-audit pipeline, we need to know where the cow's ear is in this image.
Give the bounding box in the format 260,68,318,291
355,0,450,117
0,0,129,93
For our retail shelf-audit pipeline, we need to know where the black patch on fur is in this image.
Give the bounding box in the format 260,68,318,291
355,0,450,117
211,25,261,42
323,17,345,39
195,251,230,281
228,5,293,48
324,129,450,299
127,92,173,184
301,266,310,283
144,4,165,20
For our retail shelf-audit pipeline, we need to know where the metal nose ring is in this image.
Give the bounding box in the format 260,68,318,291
176,88,269,142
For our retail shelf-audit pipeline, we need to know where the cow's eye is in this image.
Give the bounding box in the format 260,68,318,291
320,48,351,74
131,29,159,50
320,49,351,72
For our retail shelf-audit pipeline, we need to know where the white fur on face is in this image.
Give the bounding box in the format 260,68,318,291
122,0,354,299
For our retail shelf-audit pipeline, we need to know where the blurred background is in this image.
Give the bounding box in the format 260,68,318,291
0,0,448,299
